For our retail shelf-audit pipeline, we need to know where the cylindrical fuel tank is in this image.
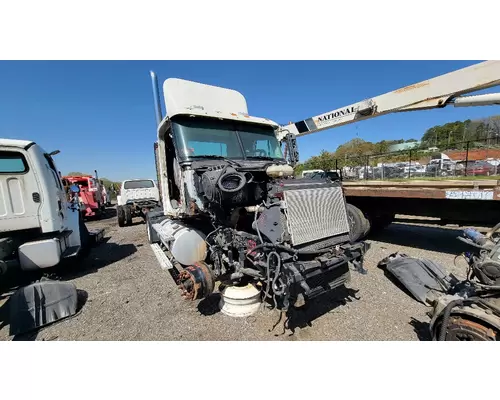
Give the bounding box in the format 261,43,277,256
154,219,207,266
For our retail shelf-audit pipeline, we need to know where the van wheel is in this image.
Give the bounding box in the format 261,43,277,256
124,206,132,225
117,206,125,227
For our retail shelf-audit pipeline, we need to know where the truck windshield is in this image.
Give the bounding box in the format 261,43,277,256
124,180,154,189
171,116,284,161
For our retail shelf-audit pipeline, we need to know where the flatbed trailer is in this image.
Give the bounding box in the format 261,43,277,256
278,60,500,235
343,179,500,230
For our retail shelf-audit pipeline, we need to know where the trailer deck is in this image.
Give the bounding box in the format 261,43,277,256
343,179,500,228
344,179,500,201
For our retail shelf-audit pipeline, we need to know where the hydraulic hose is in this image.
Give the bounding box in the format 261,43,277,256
437,297,485,340
438,299,464,341
269,251,285,296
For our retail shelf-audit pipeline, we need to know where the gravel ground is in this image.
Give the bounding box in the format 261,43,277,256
0,209,477,341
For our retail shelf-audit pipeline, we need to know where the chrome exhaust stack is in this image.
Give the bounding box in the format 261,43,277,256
150,71,163,127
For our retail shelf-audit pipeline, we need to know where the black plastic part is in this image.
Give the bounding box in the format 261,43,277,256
9,280,78,336
286,257,351,304
254,203,282,243
378,253,457,305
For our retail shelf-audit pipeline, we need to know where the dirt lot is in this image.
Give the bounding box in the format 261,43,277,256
0,209,475,341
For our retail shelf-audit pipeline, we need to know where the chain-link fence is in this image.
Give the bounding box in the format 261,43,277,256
337,138,500,181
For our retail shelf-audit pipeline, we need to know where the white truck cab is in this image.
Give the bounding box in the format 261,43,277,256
0,139,102,275
1,139,67,234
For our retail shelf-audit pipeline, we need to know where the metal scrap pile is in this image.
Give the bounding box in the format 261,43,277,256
378,224,500,341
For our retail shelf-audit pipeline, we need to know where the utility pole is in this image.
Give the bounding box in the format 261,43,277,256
487,117,492,146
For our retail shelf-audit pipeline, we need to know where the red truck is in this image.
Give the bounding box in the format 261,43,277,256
62,173,105,219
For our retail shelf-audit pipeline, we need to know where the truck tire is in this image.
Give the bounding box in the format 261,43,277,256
361,212,371,237
346,203,369,242
117,205,125,227
124,205,132,225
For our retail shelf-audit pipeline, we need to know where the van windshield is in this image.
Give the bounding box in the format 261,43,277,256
171,116,284,162
124,180,154,189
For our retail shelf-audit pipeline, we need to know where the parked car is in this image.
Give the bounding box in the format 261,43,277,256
466,160,497,176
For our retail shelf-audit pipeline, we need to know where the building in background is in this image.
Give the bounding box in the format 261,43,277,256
388,141,421,152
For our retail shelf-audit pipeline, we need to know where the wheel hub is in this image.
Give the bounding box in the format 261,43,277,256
444,316,497,341
177,262,214,301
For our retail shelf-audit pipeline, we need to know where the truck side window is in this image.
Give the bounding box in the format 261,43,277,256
44,154,63,190
0,151,29,173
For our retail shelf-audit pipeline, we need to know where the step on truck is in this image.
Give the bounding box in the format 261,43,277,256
116,179,160,227
145,73,368,316
0,139,104,278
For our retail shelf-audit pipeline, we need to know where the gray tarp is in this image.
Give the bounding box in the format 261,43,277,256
378,253,456,305
9,280,78,336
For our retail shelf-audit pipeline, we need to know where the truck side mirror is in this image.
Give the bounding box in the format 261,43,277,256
281,133,299,167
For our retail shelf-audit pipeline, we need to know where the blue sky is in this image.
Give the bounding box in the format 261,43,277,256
1,60,498,181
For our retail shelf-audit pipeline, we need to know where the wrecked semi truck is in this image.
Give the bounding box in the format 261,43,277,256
145,74,368,314
0,139,103,277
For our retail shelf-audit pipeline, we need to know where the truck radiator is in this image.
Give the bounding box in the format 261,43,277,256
283,186,350,246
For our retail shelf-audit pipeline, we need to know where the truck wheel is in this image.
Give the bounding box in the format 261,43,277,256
346,203,368,242
117,205,125,227
361,212,371,237
124,205,132,225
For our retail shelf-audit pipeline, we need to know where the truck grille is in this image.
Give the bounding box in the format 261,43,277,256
283,186,350,246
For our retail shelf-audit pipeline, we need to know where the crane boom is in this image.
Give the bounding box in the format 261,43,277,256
278,61,500,140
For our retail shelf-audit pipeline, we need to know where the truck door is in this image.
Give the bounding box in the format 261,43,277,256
0,148,42,232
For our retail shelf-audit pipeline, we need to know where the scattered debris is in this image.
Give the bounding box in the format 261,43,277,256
378,225,500,341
